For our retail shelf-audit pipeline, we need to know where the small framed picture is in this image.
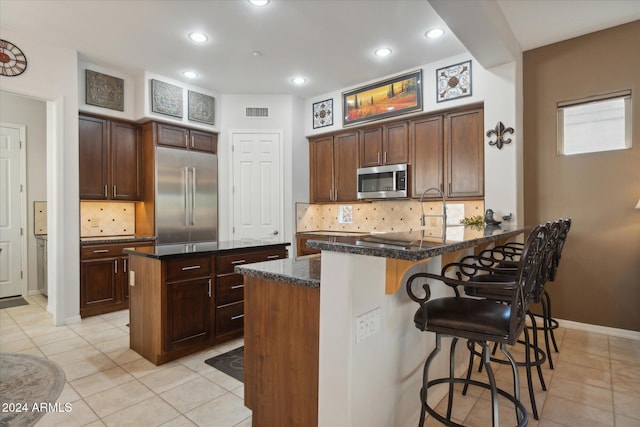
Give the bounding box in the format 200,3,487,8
85,70,124,111
436,60,472,102
313,99,333,129
188,91,215,125
151,79,183,117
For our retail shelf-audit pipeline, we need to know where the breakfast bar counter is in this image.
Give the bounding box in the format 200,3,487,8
236,224,527,427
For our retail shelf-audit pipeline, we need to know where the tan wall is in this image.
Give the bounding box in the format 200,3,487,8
523,21,640,332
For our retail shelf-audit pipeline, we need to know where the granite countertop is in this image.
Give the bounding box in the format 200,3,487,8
305,224,528,261
235,254,321,288
297,231,370,237
80,235,156,245
124,239,291,259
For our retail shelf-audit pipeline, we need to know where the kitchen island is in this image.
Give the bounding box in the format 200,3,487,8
236,224,527,427
124,239,289,365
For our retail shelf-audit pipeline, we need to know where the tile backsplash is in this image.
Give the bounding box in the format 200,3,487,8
296,199,485,233
80,201,136,237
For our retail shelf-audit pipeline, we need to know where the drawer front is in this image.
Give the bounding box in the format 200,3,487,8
216,301,244,336
165,256,211,282
81,241,154,260
216,274,244,305
216,248,288,275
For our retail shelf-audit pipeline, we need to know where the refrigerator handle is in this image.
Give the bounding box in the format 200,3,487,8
191,167,197,226
184,166,190,226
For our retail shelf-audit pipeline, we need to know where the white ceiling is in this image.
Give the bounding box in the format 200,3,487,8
1,0,639,99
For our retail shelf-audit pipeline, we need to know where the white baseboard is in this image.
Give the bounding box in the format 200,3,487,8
557,318,640,341
64,315,82,325
27,289,43,296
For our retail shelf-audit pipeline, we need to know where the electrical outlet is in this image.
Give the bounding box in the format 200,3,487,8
91,217,100,228
356,307,381,343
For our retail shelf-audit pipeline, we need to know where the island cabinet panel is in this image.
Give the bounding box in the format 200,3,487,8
79,114,143,201
309,131,358,203
80,241,153,318
410,115,444,198
214,247,288,340
445,108,484,198
244,276,319,427
164,278,211,352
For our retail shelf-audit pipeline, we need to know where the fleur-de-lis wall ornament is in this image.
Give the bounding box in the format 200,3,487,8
486,121,514,149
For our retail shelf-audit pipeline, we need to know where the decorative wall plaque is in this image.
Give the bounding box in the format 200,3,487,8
436,60,472,102
313,98,333,129
85,70,124,111
188,90,215,125
151,79,183,118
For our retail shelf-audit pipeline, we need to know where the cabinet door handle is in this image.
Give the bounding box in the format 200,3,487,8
104,185,108,198
92,249,109,253
267,255,280,259
231,284,244,290
191,135,194,148
114,260,118,273
113,185,117,198
123,258,127,272
208,279,212,298
231,259,247,265
384,151,387,164
377,152,381,164
181,265,201,271
231,314,245,320
185,134,188,147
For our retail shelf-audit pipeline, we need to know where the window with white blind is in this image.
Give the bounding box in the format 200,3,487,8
557,90,632,155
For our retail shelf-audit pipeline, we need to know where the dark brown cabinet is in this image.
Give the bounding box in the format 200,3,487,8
79,115,143,201
155,122,217,153
445,108,484,198
309,131,358,202
129,244,288,365
214,247,288,340
409,115,444,198
164,256,212,352
409,105,484,199
80,240,153,318
359,123,409,167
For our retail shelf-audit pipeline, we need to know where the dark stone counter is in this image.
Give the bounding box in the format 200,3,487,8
235,254,321,288
124,239,291,259
81,235,156,245
304,225,527,261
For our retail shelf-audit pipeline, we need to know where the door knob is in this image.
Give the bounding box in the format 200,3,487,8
273,230,279,235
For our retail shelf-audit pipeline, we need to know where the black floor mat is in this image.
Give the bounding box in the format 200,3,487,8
204,346,244,382
0,297,29,309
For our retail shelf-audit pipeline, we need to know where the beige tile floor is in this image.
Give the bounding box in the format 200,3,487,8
1,294,639,427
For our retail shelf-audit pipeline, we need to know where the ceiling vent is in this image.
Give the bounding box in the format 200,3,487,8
245,107,269,118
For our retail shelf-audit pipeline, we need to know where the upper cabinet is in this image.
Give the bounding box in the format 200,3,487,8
309,131,359,203
155,122,217,153
79,114,143,201
409,105,484,199
445,108,484,199
359,122,409,167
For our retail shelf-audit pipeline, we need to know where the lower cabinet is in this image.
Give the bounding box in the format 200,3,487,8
129,244,288,365
80,240,153,318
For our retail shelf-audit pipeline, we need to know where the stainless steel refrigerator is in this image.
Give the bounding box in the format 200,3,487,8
155,146,218,244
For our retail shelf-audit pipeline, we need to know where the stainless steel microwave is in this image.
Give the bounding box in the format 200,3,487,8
357,163,408,200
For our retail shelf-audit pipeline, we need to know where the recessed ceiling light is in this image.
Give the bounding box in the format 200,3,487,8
183,71,198,79
188,32,208,43
252,50,263,57
248,0,270,6
425,28,445,39
291,76,307,85
375,47,392,57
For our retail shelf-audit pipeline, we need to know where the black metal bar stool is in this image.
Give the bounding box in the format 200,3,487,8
406,223,549,427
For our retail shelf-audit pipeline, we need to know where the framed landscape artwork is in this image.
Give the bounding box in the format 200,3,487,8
342,70,422,126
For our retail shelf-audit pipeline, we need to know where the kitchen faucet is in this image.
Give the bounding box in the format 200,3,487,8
419,187,447,227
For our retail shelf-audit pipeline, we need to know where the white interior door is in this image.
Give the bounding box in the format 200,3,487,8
232,132,283,241
0,124,25,298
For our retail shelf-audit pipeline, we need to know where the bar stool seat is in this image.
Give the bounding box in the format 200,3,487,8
406,223,549,427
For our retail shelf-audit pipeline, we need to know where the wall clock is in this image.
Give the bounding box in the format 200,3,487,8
0,39,28,77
